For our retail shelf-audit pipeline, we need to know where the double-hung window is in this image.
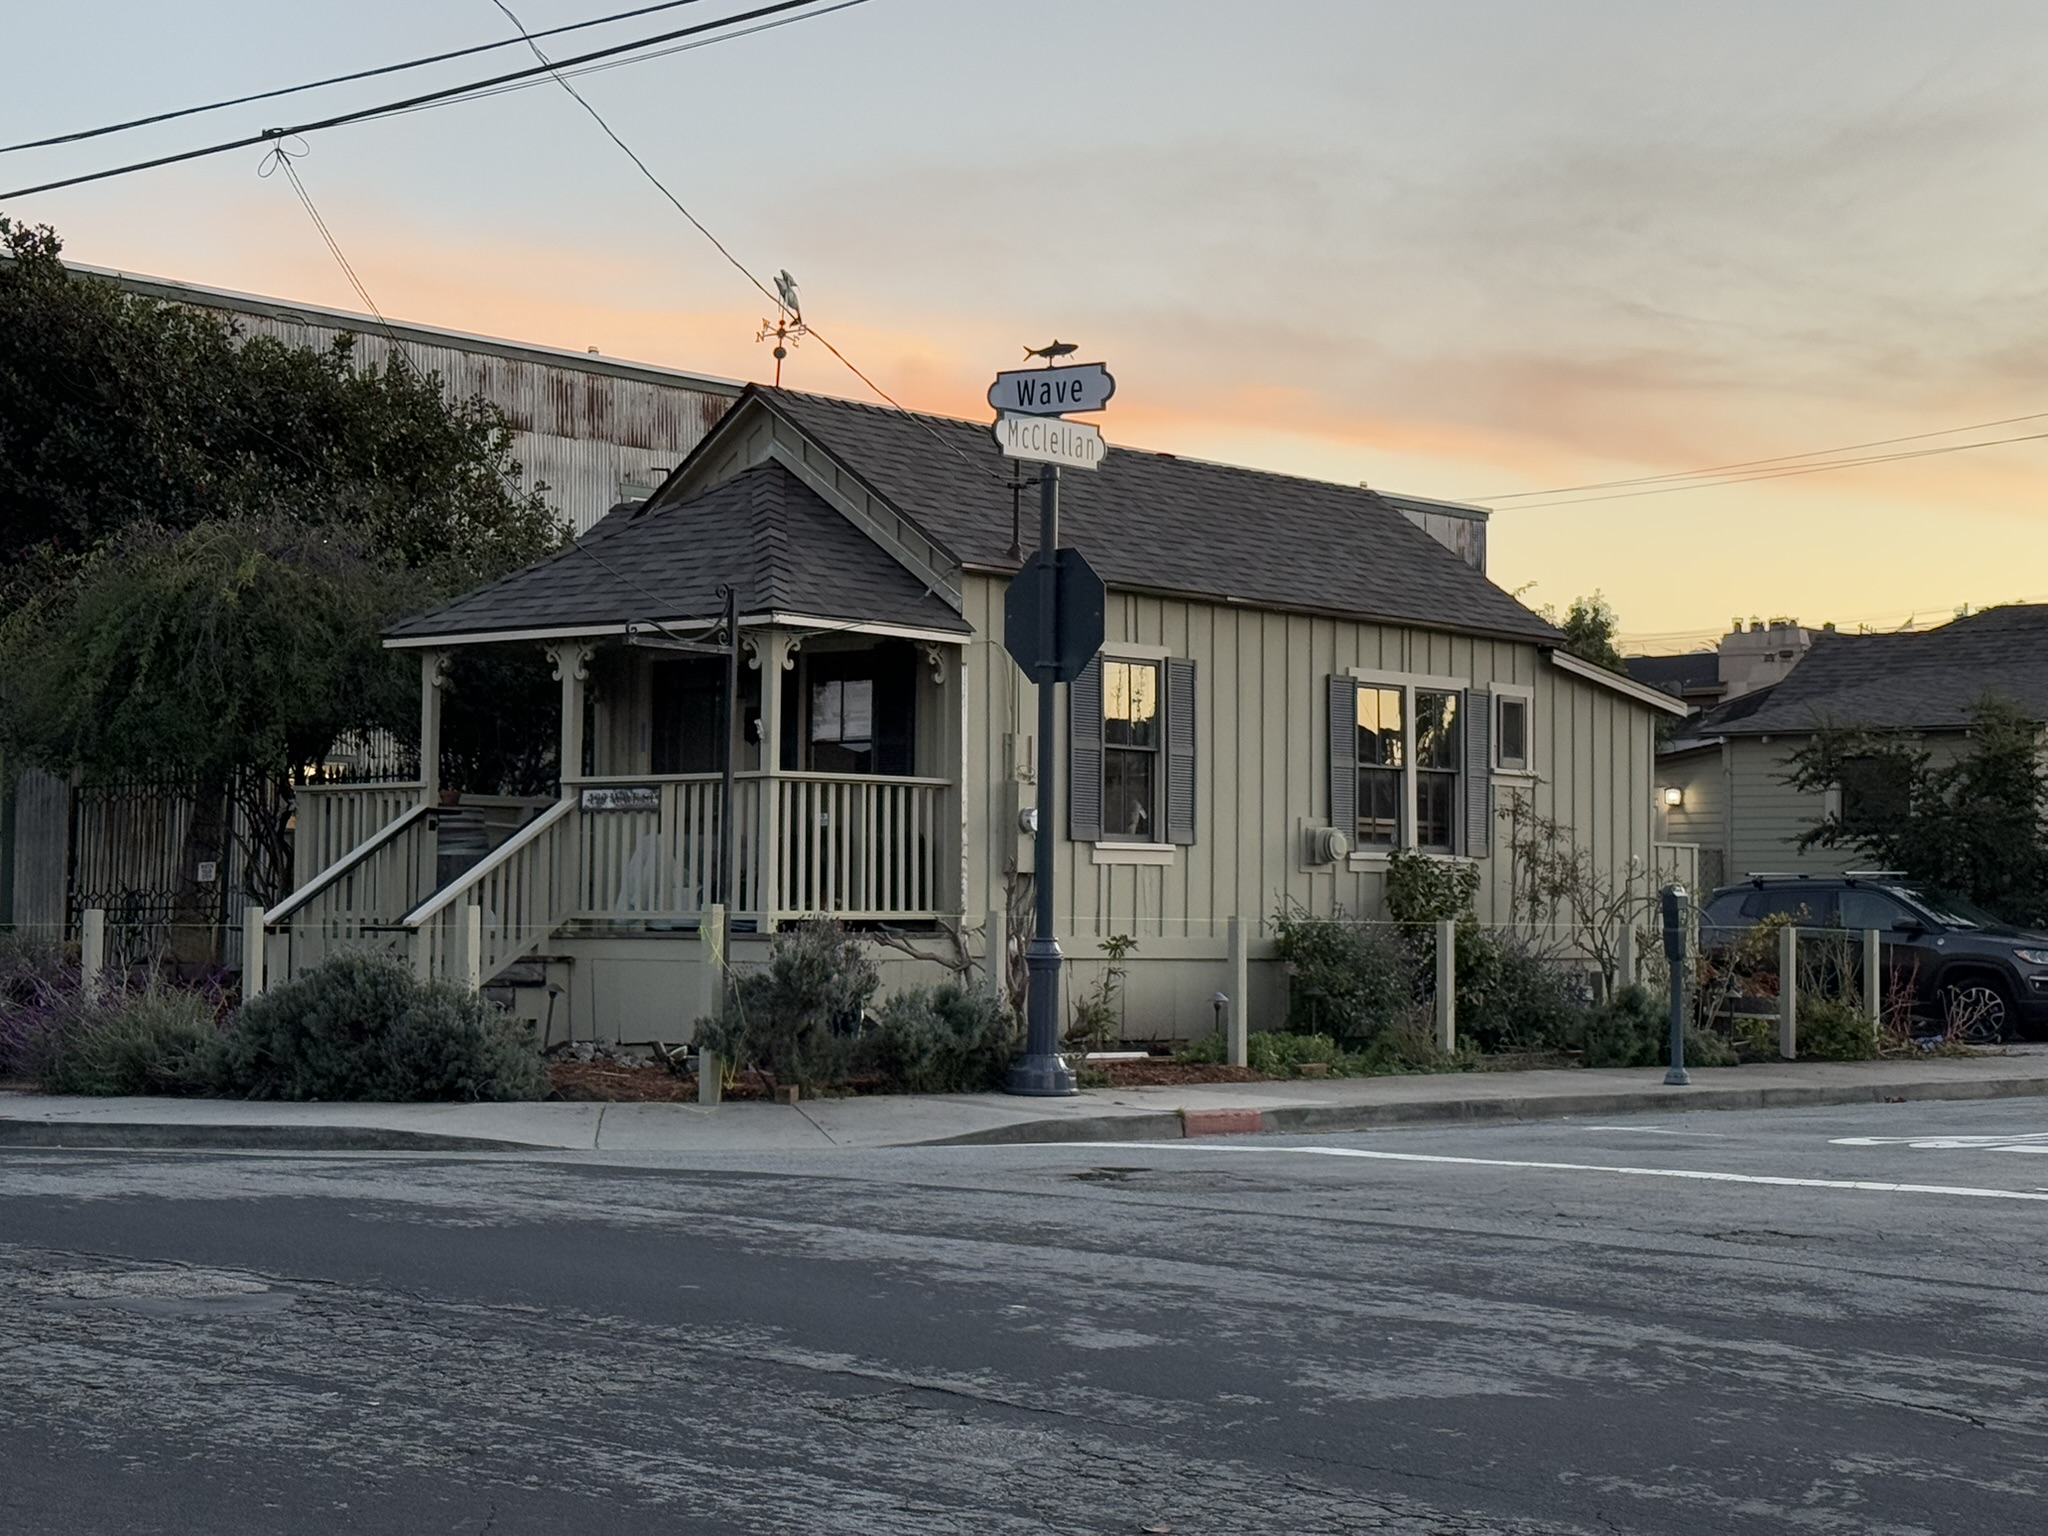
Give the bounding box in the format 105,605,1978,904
1354,687,1404,848
1330,672,1490,858
1069,651,1198,848
1102,659,1161,840
1413,689,1461,852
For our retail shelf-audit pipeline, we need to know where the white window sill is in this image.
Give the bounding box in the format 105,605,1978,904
1347,849,1474,869
1091,842,1177,866
1493,765,1536,780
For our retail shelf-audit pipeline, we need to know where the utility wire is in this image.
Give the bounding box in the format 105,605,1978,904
1493,427,2048,510
0,0,721,156
0,0,835,202
485,0,1008,487
1479,408,2048,504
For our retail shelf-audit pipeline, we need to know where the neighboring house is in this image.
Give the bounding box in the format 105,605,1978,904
1627,618,1821,714
263,385,1691,1041
2,268,743,953
1657,606,2048,892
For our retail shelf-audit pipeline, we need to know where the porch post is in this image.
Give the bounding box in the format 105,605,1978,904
752,628,792,932
547,644,596,797
418,650,450,805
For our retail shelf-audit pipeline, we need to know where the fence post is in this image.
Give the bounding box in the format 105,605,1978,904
1778,924,1799,1059
243,907,266,1000
1863,928,1882,1041
80,907,106,1002
1618,921,1637,993
1227,914,1250,1068
1435,917,1457,1054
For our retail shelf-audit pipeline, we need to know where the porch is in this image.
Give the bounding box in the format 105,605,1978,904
254,458,974,1005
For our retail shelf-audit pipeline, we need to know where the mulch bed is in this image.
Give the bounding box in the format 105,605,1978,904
545,1059,793,1102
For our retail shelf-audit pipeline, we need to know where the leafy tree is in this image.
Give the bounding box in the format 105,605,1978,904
0,219,568,916
0,218,560,589
1786,694,2048,926
1548,592,1628,673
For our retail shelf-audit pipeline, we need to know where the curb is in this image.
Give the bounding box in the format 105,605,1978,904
0,1121,547,1153
924,1072,2048,1147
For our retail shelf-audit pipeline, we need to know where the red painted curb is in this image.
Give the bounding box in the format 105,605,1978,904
1180,1108,1265,1138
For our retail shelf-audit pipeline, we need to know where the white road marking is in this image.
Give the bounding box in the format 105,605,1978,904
1833,1133,2048,1152
1081,1142,2048,1203
1579,1125,1731,1138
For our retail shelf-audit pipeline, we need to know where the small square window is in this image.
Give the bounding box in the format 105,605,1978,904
1496,695,1529,772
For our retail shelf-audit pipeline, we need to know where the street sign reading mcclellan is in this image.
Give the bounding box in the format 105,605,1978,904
986,362,1115,417
991,412,1106,472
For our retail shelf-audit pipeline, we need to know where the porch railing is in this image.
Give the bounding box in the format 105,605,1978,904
403,799,579,985
270,771,956,989
569,771,951,925
293,782,425,877
264,803,436,977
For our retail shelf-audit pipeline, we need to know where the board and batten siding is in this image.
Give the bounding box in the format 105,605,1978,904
959,575,1663,1033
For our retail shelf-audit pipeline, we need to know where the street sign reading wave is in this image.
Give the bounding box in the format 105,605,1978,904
987,362,1115,417
991,413,1106,472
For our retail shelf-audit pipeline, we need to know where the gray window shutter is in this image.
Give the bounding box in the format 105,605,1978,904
1068,656,1103,843
1328,674,1357,836
1464,689,1492,858
1165,657,1197,846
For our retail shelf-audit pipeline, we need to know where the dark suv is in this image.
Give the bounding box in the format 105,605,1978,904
1699,875,2048,1042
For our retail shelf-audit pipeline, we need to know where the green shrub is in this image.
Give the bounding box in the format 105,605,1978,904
37,987,226,1096
1462,942,1582,1053
1273,909,1411,1046
861,983,1017,1093
1575,983,1735,1069
224,951,544,1101
1798,997,1878,1061
1247,1030,1341,1074
698,919,879,1092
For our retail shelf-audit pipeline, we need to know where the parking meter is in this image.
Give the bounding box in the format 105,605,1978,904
1660,884,1689,1085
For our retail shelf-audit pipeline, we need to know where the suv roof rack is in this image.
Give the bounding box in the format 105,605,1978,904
1744,872,1809,883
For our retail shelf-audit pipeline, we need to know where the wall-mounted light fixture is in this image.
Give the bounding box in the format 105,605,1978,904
1661,785,1684,808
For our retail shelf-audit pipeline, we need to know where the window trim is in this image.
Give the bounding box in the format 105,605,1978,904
1341,667,1472,861
1491,684,1534,776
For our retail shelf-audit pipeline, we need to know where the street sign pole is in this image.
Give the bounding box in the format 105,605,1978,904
1009,460,1078,1096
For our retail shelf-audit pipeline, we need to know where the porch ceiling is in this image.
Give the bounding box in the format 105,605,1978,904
386,461,970,647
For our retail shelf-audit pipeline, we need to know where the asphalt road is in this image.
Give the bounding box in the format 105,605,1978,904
5,1101,2048,1535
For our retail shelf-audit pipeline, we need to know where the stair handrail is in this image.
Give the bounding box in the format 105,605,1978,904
265,802,434,926
399,797,576,929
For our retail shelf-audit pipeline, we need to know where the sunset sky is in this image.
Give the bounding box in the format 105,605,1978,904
9,1,2048,651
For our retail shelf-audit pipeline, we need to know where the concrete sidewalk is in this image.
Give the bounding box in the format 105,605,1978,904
4,1047,2048,1153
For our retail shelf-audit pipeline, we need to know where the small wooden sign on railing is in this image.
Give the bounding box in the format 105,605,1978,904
579,785,660,812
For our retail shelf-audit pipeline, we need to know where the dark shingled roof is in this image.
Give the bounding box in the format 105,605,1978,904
745,387,1562,644
389,461,968,640
1626,652,1720,696
1668,606,2048,743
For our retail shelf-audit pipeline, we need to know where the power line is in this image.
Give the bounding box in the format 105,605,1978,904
485,0,1008,487
1478,408,2048,505
0,0,838,202
1490,427,2048,510
0,0,722,157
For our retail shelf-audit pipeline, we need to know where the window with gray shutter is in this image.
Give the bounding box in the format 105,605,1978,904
1464,689,1492,857
1067,656,1104,843
1328,674,1357,839
1165,657,1196,845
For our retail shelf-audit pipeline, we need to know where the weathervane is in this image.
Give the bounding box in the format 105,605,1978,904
756,270,808,386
